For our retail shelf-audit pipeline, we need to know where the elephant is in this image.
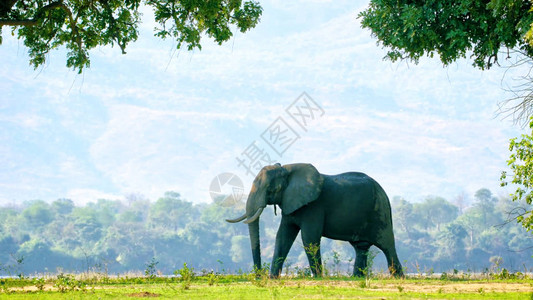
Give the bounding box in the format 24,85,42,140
226,163,403,278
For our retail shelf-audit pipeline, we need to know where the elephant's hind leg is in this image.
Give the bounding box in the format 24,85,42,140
301,229,323,277
374,232,403,277
350,241,370,277
381,246,403,277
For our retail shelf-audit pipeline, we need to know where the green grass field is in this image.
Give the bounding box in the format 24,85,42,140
0,272,532,299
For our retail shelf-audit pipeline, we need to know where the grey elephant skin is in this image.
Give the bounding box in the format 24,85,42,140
227,163,403,278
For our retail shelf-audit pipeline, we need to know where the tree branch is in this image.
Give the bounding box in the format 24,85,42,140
497,50,533,126
494,206,530,228
506,242,533,253
56,2,82,51
101,1,127,54
0,0,17,18
0,1,72,28
0,19,37,26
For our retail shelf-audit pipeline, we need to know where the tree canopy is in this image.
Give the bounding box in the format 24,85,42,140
358,0,533,70
0,0,263,73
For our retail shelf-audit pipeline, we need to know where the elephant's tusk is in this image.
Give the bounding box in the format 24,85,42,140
225,213,247,223
244,207,264,224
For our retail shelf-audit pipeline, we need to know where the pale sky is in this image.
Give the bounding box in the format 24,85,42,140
0,0,527,205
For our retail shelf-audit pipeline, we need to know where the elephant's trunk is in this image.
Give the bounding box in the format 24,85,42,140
248,219,261,271
226,176,267,271
244,185,266,271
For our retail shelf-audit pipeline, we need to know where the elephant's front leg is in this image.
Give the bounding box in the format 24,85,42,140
270,218,299,278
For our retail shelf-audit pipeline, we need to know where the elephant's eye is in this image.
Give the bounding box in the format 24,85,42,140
267,186,279,196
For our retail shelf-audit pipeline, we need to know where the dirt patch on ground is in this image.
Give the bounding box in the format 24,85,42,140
127,291,161,297
10,284,54,292
378,281,533,293
10,283,105,292
276,280,533,293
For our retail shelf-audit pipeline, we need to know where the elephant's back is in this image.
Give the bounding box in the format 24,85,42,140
323,172,376,196
327,171,371,182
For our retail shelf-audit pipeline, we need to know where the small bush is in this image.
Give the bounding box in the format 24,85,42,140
248,266,269,287
207,272,218,286
33,277,46,291
144,257,159,280
54,273,86,293
175,263,195,290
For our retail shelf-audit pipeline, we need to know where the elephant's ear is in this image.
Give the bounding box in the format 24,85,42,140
280,163,324,215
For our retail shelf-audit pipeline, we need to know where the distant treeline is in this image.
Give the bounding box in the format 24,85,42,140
0,189,531,276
